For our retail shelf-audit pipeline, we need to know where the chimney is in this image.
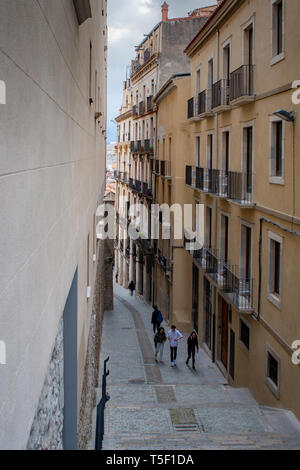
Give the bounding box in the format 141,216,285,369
161,2,169,22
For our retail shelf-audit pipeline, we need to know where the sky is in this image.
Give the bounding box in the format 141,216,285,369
107,0,217,143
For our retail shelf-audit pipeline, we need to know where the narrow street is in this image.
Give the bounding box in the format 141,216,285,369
92,284,300,450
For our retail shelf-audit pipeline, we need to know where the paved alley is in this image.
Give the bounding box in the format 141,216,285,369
94,284,300,450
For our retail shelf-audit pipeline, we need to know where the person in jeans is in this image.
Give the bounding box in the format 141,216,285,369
186,331,199,370
167,325,183,367
151,306,163,334
154,327,166,363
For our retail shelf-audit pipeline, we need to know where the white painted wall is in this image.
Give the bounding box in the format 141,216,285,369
0,0,107,449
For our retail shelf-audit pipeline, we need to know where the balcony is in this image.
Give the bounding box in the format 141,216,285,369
198,90,213,118
157,249,169,272
139,101,145,116
129,177,136,191
137,140,142,152
132,105,137,118
212,79,230,112
230,65,255,106
160,160,171,179
204,169,228,197
114,170,120,180
195,167,204,191
187,97,195,119
135,179,142,193
154,159,160,175
227,171,254,207
144,138,154,154
142,182,153,199
120,172,128,184
185,165,193,186
147,95,153,113
221,265,254,313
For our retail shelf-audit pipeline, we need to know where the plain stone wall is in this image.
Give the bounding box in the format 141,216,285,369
0,0,107,449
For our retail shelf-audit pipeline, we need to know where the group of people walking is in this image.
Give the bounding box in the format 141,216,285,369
151,306,199,369
126,280,199,369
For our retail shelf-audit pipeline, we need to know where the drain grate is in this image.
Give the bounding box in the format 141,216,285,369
174,424,200,433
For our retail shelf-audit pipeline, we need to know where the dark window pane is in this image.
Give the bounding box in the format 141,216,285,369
240,320,250,350
268,353,279,386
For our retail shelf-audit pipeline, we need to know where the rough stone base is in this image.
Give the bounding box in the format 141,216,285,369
27,319,64,450
77,237,113,449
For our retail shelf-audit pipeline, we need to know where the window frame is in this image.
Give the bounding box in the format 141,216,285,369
270,0,285,65
269,115,285,184
267,231,283,309
239,317,251,354
266,345,280,399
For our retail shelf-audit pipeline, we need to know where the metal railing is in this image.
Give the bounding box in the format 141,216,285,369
187,97,194,119
147,95,153,113
129,177,136,190
139,101,144,116
95,357,110,450
227,171,253,205
144,138,154,154
154,159,160,175
195,166,204,190
221,265,254,311
212,79,230,109
230,65,254,101
186,165,193,186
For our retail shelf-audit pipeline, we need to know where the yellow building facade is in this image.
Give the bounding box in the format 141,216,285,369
182,0,300,418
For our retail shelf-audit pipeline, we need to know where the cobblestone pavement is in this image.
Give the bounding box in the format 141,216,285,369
90,284,300,450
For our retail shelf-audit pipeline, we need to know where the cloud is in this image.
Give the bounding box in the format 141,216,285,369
139,0,153,14
108,26,132,45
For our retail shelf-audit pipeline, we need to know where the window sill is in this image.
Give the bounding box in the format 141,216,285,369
266,377,280,400
267,292,282,310
270,52,285,66
269,176,285,185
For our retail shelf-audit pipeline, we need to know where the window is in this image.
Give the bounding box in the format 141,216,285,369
266,347,280,398
207,133,213,168
205,206,212,249
196,68,201,95
195,136,201,167
271,0,284,63
208,59,214,89
268,232,282,306
223,43,230,81
220,214,229,263
241,224,252,280
270,118,284,182
240,319,250,351
222,130,230,173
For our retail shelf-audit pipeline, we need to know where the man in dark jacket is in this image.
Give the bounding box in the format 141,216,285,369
151,306,163,334
128,280,135,296
186,331,199,370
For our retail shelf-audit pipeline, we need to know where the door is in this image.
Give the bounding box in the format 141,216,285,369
204,278,212,350
229,329,235,380
192,264,199,333
221,299,229,369
245,127,253,197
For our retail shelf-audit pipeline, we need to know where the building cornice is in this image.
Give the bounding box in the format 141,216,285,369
131,54,158,85
185,0,246,57
115,109,132,123
154,73,190,105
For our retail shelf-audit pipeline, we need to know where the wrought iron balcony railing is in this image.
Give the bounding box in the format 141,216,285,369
147,95,153,113
129,177,136,190
142,182,153,199
187,97,195,119
227,171,253,206
198,89,213,115
195,166,204,191
185,165,194,186
135,179,142,193
230,65,254,102
144,138,154,154
221,265,254,312
212,79,230,109
139,101,145,116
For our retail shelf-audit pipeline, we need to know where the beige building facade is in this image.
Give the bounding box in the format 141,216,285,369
183,0,300,419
